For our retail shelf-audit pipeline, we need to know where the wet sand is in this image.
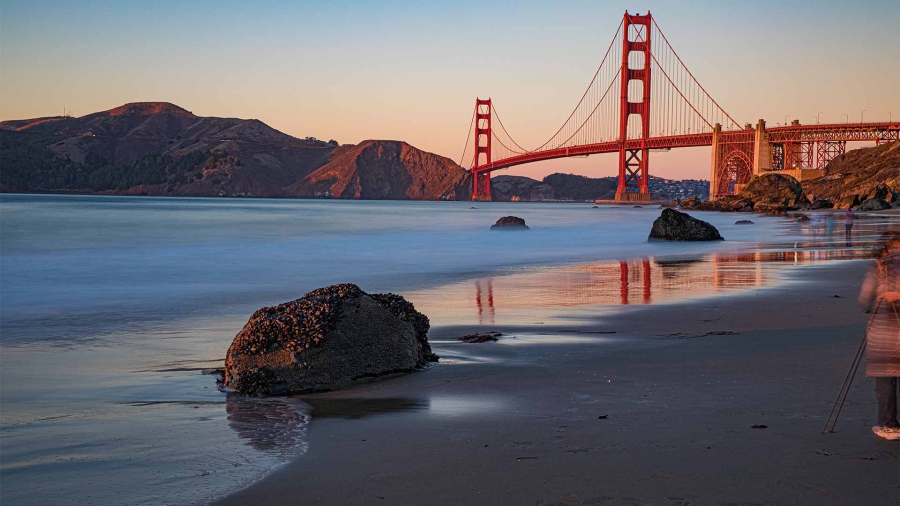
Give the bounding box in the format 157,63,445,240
215,260,898,506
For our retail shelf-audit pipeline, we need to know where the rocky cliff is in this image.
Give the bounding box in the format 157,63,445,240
0,102,470,200
802,141,900,208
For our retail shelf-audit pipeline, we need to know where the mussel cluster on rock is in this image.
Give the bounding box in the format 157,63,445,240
230,284,362,357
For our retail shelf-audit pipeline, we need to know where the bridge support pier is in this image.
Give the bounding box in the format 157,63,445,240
752,119,772,175
816,141,845,169
615,147,650,202
472,171,491,201
710,121,757,199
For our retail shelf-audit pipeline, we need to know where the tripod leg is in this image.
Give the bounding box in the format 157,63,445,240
828,338,867,433
823,332,868,433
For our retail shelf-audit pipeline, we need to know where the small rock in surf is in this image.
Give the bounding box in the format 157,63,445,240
491,216,529,230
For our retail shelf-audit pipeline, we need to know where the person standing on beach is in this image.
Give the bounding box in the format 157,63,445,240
845,207,855,241
859,233,900,440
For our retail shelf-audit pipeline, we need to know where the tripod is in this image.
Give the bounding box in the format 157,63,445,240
822,304,883,433
822,332,867,433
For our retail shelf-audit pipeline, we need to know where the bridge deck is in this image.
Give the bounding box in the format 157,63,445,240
472,122,899,173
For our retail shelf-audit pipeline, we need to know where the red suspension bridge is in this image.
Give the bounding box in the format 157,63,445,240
460,11,899,202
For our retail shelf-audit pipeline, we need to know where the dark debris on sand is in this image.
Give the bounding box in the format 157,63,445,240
459,331,502,343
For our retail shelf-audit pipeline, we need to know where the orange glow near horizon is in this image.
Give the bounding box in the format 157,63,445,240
2,1,897,180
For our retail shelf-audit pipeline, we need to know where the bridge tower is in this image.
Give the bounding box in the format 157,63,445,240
472,99,492,200
615,11,652,202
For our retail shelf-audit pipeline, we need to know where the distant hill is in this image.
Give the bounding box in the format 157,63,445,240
490,175,541,201
0,102,470,200
284,140,470,200
543,173,617,200
489,173,617,201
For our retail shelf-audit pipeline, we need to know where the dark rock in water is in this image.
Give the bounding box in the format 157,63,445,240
592,205,599,209
633,205,643,208
688,196,752,213
459,331,502,343
470,206,477,209
679,196,701,209
753,195,789,214
857,198,892,211
811,199,834,210
223,284,437,396
735,220,755,225
740,173,803,207
797,215,810,222
491,216,529,230
648,209,724,242
706,196,754,212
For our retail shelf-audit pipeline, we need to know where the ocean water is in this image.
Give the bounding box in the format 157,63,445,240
0,194,888,505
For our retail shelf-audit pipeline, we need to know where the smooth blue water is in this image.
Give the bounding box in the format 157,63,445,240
0,194,845,505
1,195,789,344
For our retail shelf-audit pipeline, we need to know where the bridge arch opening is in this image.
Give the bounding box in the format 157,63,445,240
716,150,752,197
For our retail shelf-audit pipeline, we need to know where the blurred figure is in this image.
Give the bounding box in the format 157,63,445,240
844,207,855,241
810,213,824,238
825,212,835,238
859,232,900,440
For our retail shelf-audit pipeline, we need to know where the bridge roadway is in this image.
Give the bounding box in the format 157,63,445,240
472,122,900,173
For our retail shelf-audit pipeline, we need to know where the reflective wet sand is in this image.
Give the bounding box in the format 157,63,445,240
408,247,876,328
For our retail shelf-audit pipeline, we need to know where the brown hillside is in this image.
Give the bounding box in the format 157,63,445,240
0,116,68,131
284,140,471,200
105,102,195,117
1,103,472,200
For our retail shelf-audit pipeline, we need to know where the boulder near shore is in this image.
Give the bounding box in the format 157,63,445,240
649,209,724,242
739,173,803,207
223,284,436,396
491,216,529,230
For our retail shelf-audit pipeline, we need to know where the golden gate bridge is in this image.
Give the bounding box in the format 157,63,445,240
459,11,900,201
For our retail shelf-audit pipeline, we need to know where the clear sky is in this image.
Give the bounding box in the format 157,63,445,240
2,0,898,180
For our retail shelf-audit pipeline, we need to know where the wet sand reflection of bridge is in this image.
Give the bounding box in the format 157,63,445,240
460,248,867,325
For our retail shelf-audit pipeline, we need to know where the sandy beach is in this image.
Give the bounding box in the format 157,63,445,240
215,259,899,506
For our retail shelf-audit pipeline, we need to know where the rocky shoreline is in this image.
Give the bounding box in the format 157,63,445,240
675,172,898,215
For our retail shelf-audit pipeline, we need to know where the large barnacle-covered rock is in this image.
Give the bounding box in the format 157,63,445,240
648,209,724,242
223,284,436,396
